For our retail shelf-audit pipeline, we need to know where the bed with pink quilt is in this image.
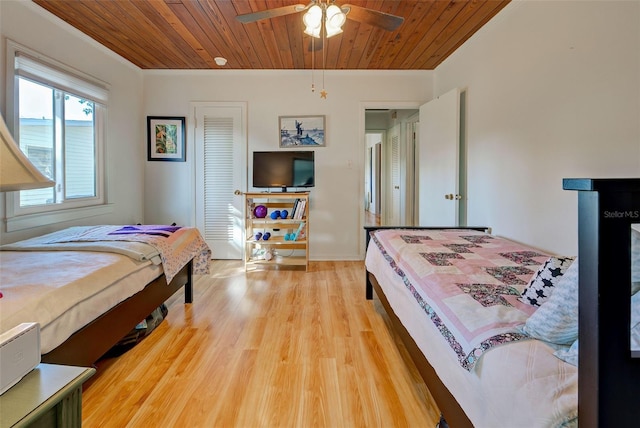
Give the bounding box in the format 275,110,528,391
0,225,211,367
366,180,640,427
365,227,580,427
365,222,640,428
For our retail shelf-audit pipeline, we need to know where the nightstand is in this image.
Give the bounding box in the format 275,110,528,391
0,363,95,427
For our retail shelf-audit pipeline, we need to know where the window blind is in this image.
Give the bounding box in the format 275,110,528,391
15,52,108,105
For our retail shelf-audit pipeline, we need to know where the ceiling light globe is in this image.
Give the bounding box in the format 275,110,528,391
326,5,346,28
303,5,322,28
303,4,322,38
325,24,343,38
304,26,321,38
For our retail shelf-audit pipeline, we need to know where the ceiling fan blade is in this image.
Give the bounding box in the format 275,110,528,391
341,4,404,31
236,4,309,24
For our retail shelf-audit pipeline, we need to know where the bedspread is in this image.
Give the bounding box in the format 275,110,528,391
2,225,211,283
0,251,162,353
2,228,162,264
370,229,549,370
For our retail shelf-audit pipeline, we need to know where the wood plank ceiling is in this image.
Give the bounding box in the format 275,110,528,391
32,0,510,70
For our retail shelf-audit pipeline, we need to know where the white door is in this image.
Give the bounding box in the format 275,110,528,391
374,142,381,215
194,103,247,259
417,88,460,226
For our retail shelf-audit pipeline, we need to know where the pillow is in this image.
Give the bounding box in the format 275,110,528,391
522,258,579,345
554,339,579,366
555,282,640,366
519,256,575,307
632,291,640,331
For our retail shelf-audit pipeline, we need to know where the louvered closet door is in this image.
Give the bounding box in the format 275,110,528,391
194,104,247,259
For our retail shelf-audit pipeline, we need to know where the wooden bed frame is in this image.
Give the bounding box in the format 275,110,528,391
367,272,472,427
365,178,640,427
41,260,193,368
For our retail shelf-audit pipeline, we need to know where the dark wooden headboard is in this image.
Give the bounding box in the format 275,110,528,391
563,178,640,427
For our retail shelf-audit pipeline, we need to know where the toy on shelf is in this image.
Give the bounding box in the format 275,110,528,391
244,192,309,271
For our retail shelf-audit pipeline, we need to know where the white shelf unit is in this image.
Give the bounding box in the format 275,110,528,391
244,192,309,271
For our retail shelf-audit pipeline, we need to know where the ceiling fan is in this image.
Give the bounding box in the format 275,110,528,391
237,1,403,97
236,1,404,44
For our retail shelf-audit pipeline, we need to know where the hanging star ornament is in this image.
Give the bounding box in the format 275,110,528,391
320,89,327,99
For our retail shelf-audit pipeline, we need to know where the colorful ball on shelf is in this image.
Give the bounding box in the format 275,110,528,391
255,232,263,241
281,210,288,219
262,232,271,240
253,205,267,218
270,210,281,220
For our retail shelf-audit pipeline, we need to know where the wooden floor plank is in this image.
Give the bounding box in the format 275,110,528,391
82,260,440,427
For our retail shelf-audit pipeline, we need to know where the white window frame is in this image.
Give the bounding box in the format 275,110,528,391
4,40,112,232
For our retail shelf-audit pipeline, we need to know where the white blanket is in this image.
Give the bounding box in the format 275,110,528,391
0,251,162,353
1,226,161,264
1,225,211,283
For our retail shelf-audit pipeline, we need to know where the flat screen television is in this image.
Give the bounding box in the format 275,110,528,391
253,151,314,192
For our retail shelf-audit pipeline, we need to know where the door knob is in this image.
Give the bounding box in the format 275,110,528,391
234,189,243,195
445,194,453,200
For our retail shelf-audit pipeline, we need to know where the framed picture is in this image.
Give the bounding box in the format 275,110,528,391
279,115,325,147
147,116,186,161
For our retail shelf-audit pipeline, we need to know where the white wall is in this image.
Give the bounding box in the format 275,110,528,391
0,1,145,244
143,70,432,259
434,0,640,255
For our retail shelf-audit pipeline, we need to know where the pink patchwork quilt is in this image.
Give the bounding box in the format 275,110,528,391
370,229,549,370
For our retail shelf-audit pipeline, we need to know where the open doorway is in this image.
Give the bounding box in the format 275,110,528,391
364,108,419,227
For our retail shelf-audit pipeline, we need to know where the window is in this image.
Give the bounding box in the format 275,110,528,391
6,42,110,230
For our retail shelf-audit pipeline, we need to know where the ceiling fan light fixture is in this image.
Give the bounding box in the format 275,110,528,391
304,26,321,38
304,3,345,39
326,4,346,29
324,24,343,38
303,5,322,38
237,1,406,46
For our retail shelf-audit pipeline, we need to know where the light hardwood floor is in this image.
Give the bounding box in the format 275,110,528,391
82,261,440,427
